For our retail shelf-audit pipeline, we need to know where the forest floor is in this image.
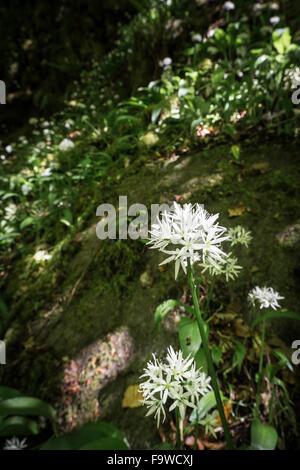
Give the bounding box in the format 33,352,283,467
2,135,300,449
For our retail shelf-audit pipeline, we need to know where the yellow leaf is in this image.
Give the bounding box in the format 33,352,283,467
122,385,143,408
228,204,246,217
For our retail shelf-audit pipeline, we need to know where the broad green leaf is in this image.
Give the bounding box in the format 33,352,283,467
251,420,278,450
0,415,39,437
0,386,22,401
231,145,240,160
20,217,35,230
179,317,201,357
189,390,226,423
153,442,175,450
154,299,180,331
79,437,130,450
40,421,127,450
151,107,162,124
0,397,56,424
194,347,208,374
252,310,300,328
272,28,291,55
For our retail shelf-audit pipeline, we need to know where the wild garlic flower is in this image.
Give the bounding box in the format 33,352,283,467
3,437,27,450
228,225,252,247
58,138,74,152
201,252,242,281
198,410,220,438
147,202,229,279
139,346,211,426
248,286,284,310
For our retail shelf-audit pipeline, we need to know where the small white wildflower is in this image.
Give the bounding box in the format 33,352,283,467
140,346,211,427
148,202,229,279
34,250,52,263
5,145,12,153
224,1,235,11
222,254,242,281
270,16,280,25
58,138,74,152
228,225,252,247
192,34,202,43
248,286,284,310
3,437,27,450
5,203,17,217
21,183,32,196
201,252,242,281
160,57,172,68
253,3,262,12
40,167,52,177
64,119,74,129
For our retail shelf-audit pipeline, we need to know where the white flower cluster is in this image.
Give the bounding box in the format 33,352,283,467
139,346,211,427
147,202,229,279
3,437,27,450
228,225,252,247
58,138,74,152
201,252,242,281
248,286,284,310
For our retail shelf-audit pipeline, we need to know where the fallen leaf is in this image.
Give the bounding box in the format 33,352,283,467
217,400,232,426
233,321,249,338
228,204,246,217
241,162,270,176
203,440,227,450
197,438,205,450
122,385,143,408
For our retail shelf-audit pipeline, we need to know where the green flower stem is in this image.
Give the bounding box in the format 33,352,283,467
175,407,181,450
256,318,266,417
268,386,276,425
194,410,199,450
187,261,233,450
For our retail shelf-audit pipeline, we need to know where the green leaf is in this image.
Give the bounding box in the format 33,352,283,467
20,217,36,230
272,350,293,372
223,123,235,138
194,347,208,374
40,421,127,450
272,28,291,55
251,420,278,450
232,339,246,373
0,386,22,401
211,345,223,367
153,442,175,450
178,317,201,357
189,390,226,423
154,300,181,331
252,310,300,328
0,416,39,437
151,107,162,124
231,145,240,160
0,397,56,424
79,437,130,450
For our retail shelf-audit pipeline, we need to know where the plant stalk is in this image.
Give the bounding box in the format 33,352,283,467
187,261,233,450
175,407,181,450
256,318,266,417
